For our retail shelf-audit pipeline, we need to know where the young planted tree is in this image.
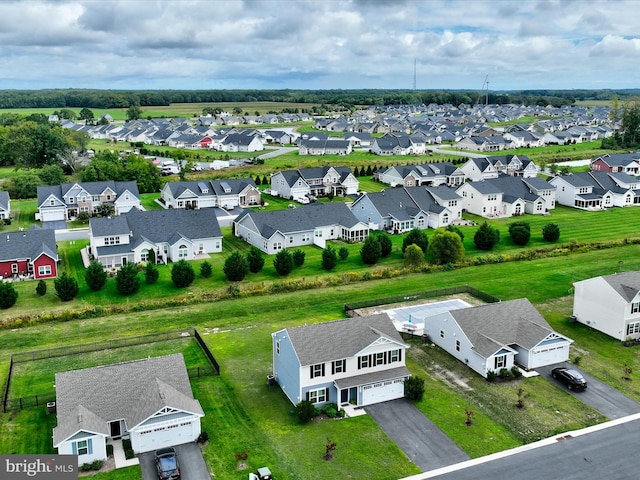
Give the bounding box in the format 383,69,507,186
428,229,465,265
36,279,47,297
402,228,428,253
292,249,306,267
0,282,18,309
144,261,159,284
223,252,249,281
508,221,531,246
377,233,393,257
323,438,337,461
338,246,349,261
172,260,196,288
474,221,500,250
446,224,465,242
404,376,425,402
247,246,266,273
360,235,382,265
273,249,294,276
321,245,338,270
54,272,80,301
403,244,425,269
85,261,107,291
542,223,561,242
199,261,213,278
115,262,141,295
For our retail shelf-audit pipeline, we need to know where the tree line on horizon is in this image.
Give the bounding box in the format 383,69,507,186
0,88,637,110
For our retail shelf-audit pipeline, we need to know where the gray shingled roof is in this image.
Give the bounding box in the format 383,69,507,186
0,227,58,263
465,180,503,194
592,152,640,166
600,271,640,302
285,313,407,366
449,299,562,358
53,353,204,446
37,181,140,206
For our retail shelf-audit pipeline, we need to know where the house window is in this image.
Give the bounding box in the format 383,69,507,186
627,322,640,335
276,341,280,355
487,194,497,201
632,302,640,314
178,245,188,258
389,349,400,363
302,233,310,242
74,439,92,456
12,264,18,274
310,363,325,379
308,388,327,404
50,199,55,206
273,242,283,251
494,355,507,369
418,218,424,227
332,359,346,374
455,340,461,352
38,265,52,276
314,230,322,237
69,197,75,203
359,356,370,369
375,352,385,366
141,249,149,262
289,236,294,244
93,195,99,202
105,236,120,245
440,330,445,338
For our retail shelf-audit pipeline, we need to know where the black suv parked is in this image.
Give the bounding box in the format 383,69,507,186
552,367,588,391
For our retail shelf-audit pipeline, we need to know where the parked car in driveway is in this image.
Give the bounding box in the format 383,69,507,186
155,447,180,480
552,367,588,391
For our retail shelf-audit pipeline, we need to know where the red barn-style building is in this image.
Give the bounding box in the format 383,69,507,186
0,228,58,280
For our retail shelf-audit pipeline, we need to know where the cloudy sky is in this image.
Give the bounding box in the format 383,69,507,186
1,0,639,91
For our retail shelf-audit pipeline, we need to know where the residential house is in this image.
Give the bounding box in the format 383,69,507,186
456,180,518,218
573,272,640,341
421,299,572,378
350,185,462,232
590,153,640,175
269,166,358,199
0,191,10,220
375,162,465,188
460,157,500,181
455,135,514,152
161,179,261,210
88,208,222,269
460,155,538,181
343,132,373,148
272,313,410,407
53,354,204,466
370,133,417,155
234,202,369,254
0,227,58,280
549,171,640,209
298,138,352,156
486,176,556,214
37,181,141,222
219,132,264,152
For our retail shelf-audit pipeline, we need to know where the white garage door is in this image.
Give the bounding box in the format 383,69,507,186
135,422,197,453
361,379,405,406
530,345,569,368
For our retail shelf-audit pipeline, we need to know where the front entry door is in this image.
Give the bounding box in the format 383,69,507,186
110,420,121,439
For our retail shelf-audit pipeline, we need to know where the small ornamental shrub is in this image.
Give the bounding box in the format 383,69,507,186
377,233,393,257
542,222,561,242
474,222,500,250
292,249,306,267
403,244,425,269
144,261,159,284
508,221,531,246
198,431,210,444
360,235,382,265
247,246,265,273
116,262,141,295
321,245,338,270
223,251,249,281
36,279,47,296
446,224,464,242
498,368,511,378
273,249,294,276
172,259,196,287
0,282,19,309
402,228,428,253
294,400,317,424
200,261,212,278
54,272,80,302
486,370,497,382
427,229,465,264
511,365,523,378
85,261,107,291
338,246,349,261
404,376,425,402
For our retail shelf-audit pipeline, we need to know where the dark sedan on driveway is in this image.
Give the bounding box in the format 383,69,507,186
155,447,180,480
552,367,588,391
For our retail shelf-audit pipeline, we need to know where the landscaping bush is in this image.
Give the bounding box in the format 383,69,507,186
294,400,317,424
474,221,500,250
85,260,108,291
338,246,349,261
511,365,523,378
542,222,561,242
172,259,196,287
76,211,91,224
36,279,47,297
247,246,265,273
144,261,159,284
116,262,141,295
404,376,425,401
90,460,103,470
80,463,93,472
273,249,294,276
106,444,114,456
403,244,425,269
200,260,212,278
377,233,393,257
54,272,79,302
427,229,465,264
508,221,531,246
360,235,382,265
446,224,464,242
198,431,209,444
486,370,498,382
321,245,338,270
402,228,428,253
498,368,511,378
292,249,306,267
223,251,249,281
0,282,18,309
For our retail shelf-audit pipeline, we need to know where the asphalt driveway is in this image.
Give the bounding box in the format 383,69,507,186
139,442,210,480
537,363,640,419
366,398,470,471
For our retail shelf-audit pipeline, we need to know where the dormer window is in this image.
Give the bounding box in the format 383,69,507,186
69,197,75,204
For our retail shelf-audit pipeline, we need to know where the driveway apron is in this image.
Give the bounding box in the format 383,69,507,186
139,442,210,480
537,363,640,419
366,398,470,471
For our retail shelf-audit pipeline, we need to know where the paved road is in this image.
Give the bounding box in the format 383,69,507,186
139,442,210,480
257,146,297,159
537,363,640,419
55,228,89,241
411,415,640,480
366,399,470,471
425,146,486,158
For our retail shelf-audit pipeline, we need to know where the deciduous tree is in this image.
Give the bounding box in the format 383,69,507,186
402,228,428,253
427,229,465,264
